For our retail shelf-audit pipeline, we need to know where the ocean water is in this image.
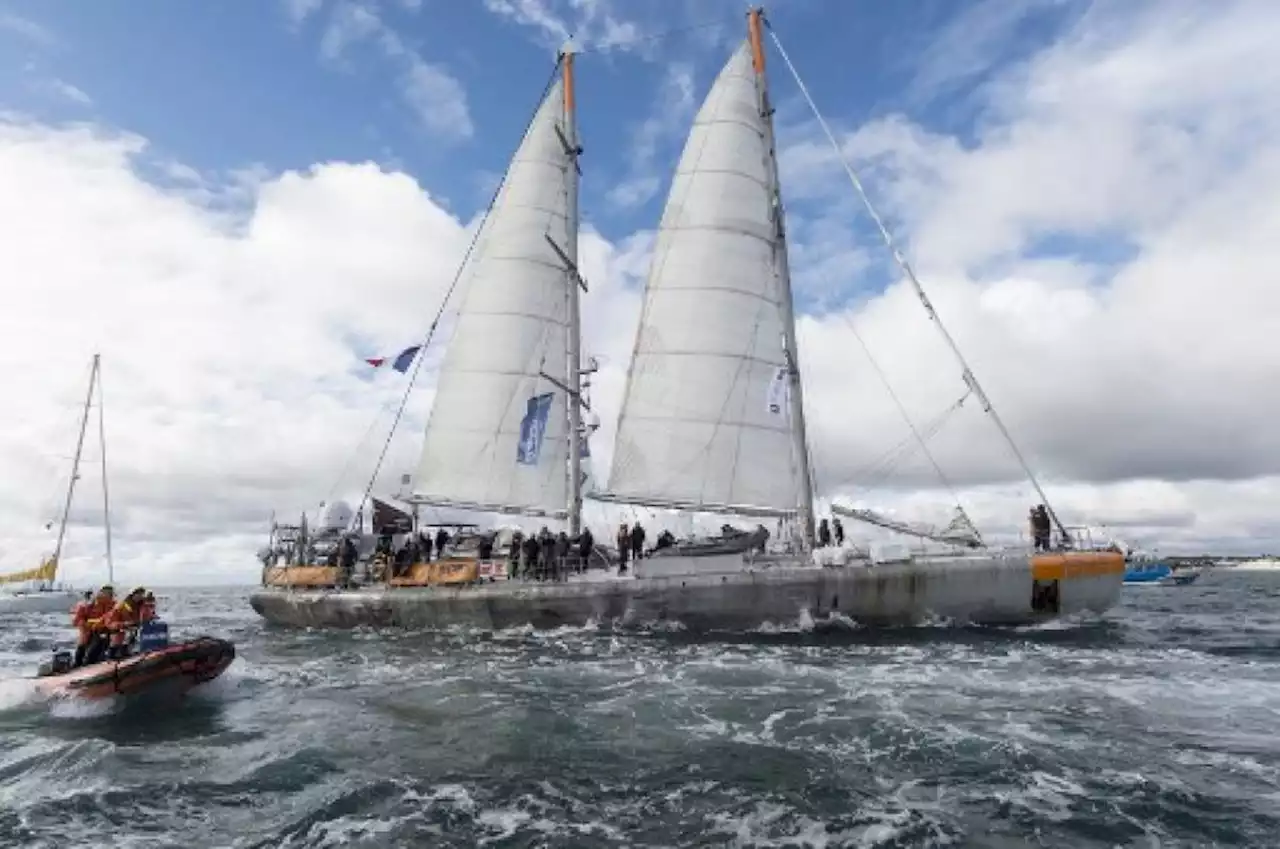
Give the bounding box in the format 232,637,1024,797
1,571,1278,848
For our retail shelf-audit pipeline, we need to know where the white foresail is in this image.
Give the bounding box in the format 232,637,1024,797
412,79,575,517
603,42,800,517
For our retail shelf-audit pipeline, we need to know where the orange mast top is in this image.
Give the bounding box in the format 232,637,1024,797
747,6,767,76
562,47,576,114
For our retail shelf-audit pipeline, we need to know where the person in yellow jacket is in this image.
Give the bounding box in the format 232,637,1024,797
104,587,147,660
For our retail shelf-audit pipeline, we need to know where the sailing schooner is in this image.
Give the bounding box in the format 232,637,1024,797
250,9,1124,630
1,354,114,615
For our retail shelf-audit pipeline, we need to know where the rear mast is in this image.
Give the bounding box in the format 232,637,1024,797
748,7,817,550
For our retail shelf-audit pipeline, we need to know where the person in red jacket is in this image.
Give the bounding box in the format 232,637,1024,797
80,586,117,666
69,591,94,667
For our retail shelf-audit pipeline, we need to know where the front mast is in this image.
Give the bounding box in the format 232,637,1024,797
748,7,817,549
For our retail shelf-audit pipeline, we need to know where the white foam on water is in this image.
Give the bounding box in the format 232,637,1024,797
0,677,42,712
46,692,117,720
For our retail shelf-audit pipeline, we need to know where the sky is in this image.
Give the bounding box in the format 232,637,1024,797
1,0,1278,587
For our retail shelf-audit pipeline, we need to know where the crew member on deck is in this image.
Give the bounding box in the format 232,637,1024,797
340,535,359,585
616,524,630,575
522,533,540,580
818,519,832,548
577,526,594,573
833,518,845,547
554,531,570,580
434,528,450,558
629,523,646,562
1030,505,1052,551
538,527,554,580
509,530,523,577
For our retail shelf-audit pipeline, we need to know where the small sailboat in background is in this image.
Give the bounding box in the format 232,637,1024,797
1,354,113,615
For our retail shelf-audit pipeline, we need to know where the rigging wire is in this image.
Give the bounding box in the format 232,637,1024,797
853,391,970,489
323,397,398,509
836,310,974,518
351,58,567,530
763,16,1070,541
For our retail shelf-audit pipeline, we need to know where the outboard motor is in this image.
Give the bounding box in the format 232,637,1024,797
138,620,170,653
36,649,73,678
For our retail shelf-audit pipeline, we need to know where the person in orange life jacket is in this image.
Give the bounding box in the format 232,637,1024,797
69,591,94,667
81,585,117,666
105,587,147,659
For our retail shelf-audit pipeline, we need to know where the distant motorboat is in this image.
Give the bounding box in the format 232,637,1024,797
1124,560,1201,587
1124,562,1171,584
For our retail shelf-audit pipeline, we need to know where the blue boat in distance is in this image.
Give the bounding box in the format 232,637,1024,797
1124,561,1172,583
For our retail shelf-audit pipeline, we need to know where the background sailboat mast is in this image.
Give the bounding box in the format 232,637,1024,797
96,355,114,584
748,7,816,548
562,43,585,537
53,354,98,572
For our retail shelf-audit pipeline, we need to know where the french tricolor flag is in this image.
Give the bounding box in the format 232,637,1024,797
365,345,421,373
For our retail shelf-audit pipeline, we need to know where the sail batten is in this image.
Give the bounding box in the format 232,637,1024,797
411,78,576,517
604,41,800,515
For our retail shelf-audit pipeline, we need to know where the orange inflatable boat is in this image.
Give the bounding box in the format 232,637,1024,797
33,635,236,700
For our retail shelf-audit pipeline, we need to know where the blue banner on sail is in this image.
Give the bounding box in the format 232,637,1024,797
517,392,554,466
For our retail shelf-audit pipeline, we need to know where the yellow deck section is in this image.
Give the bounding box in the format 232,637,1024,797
1030,551,1125,581
263,565,340,588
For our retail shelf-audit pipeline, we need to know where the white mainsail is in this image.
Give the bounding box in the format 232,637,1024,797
602,43,801,517
411,78,576,517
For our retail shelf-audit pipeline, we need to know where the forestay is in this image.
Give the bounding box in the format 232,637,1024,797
412,79,575,517
603,43,800,517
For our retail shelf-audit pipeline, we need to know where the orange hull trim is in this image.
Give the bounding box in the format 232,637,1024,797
1031,550,1125,581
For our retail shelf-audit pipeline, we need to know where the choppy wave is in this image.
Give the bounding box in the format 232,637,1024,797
2,574,1279,847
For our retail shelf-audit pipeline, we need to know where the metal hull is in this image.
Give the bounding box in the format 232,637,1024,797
0,590,78,615
249,551,1124,631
